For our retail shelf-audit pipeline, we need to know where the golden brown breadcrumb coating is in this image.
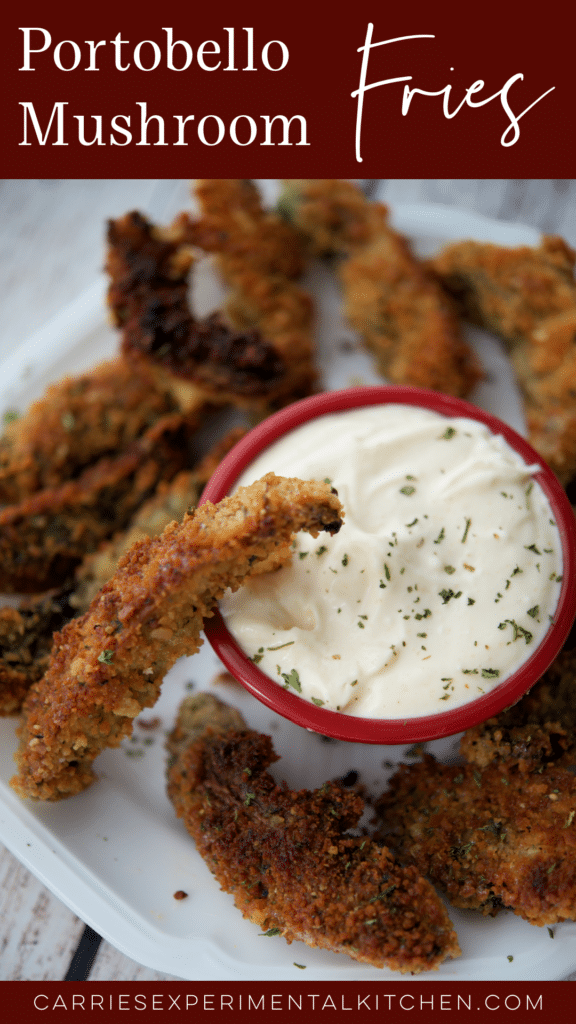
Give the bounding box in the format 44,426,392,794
460,645,576,770
12,474,343,801
0,412,193,593
108,210,281,411
341,236,481,395
71,426,245,613
429,236,576,344
107,189,315,414
429,236,576,482
378,755,576,926
186,180,315,402
0,591,74,715
278,179,481,397
0,357,178,504
278,179,389,258
191,179,305,280
0,428,244,716
166,693,460,973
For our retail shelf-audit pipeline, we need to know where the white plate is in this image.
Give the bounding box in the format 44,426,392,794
1,201,575,982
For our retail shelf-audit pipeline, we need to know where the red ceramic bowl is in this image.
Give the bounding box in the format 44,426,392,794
201,386,576,744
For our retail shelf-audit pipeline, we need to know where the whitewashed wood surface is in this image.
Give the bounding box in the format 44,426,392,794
0,179,575,981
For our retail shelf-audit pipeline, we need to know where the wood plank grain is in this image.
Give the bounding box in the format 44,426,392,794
0,843,85,980
0,179,190,362
375,179,576,245
88,942,179,982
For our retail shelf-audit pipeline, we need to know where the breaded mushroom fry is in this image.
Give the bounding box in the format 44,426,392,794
429,236,576,482
167,693,460,973
378,754,576,926
0,429,245,716
0,357,178,504
12,474,343,801
278,179,481,397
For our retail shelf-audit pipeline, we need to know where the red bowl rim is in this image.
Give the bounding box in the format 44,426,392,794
201,386,576,744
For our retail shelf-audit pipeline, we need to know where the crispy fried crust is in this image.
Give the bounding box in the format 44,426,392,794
71,427,246,613
108,211,284,406
0,412,193,592
166,693,460,973
187,180,315,402
11,474,343,801
0,357,178,504
70,471,202,615
278,179,388,257
378,755,576,926
429,236,576,343
429,237,576,482
460,646,576,770
278,180,481,397
0,429,245,714
107,196,314,412
191,179,305,280
0,591,75,715
341,237,481,395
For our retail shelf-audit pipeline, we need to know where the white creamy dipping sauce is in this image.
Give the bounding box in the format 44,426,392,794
220,405,563,719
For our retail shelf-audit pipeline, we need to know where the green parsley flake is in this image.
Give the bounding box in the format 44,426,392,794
98,650,114,664
311,697,325,706
280,668,302,693
400,485,415,496
498,619,533,644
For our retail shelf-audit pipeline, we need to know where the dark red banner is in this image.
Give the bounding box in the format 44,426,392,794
1,981,572,1022
2,0,572,177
